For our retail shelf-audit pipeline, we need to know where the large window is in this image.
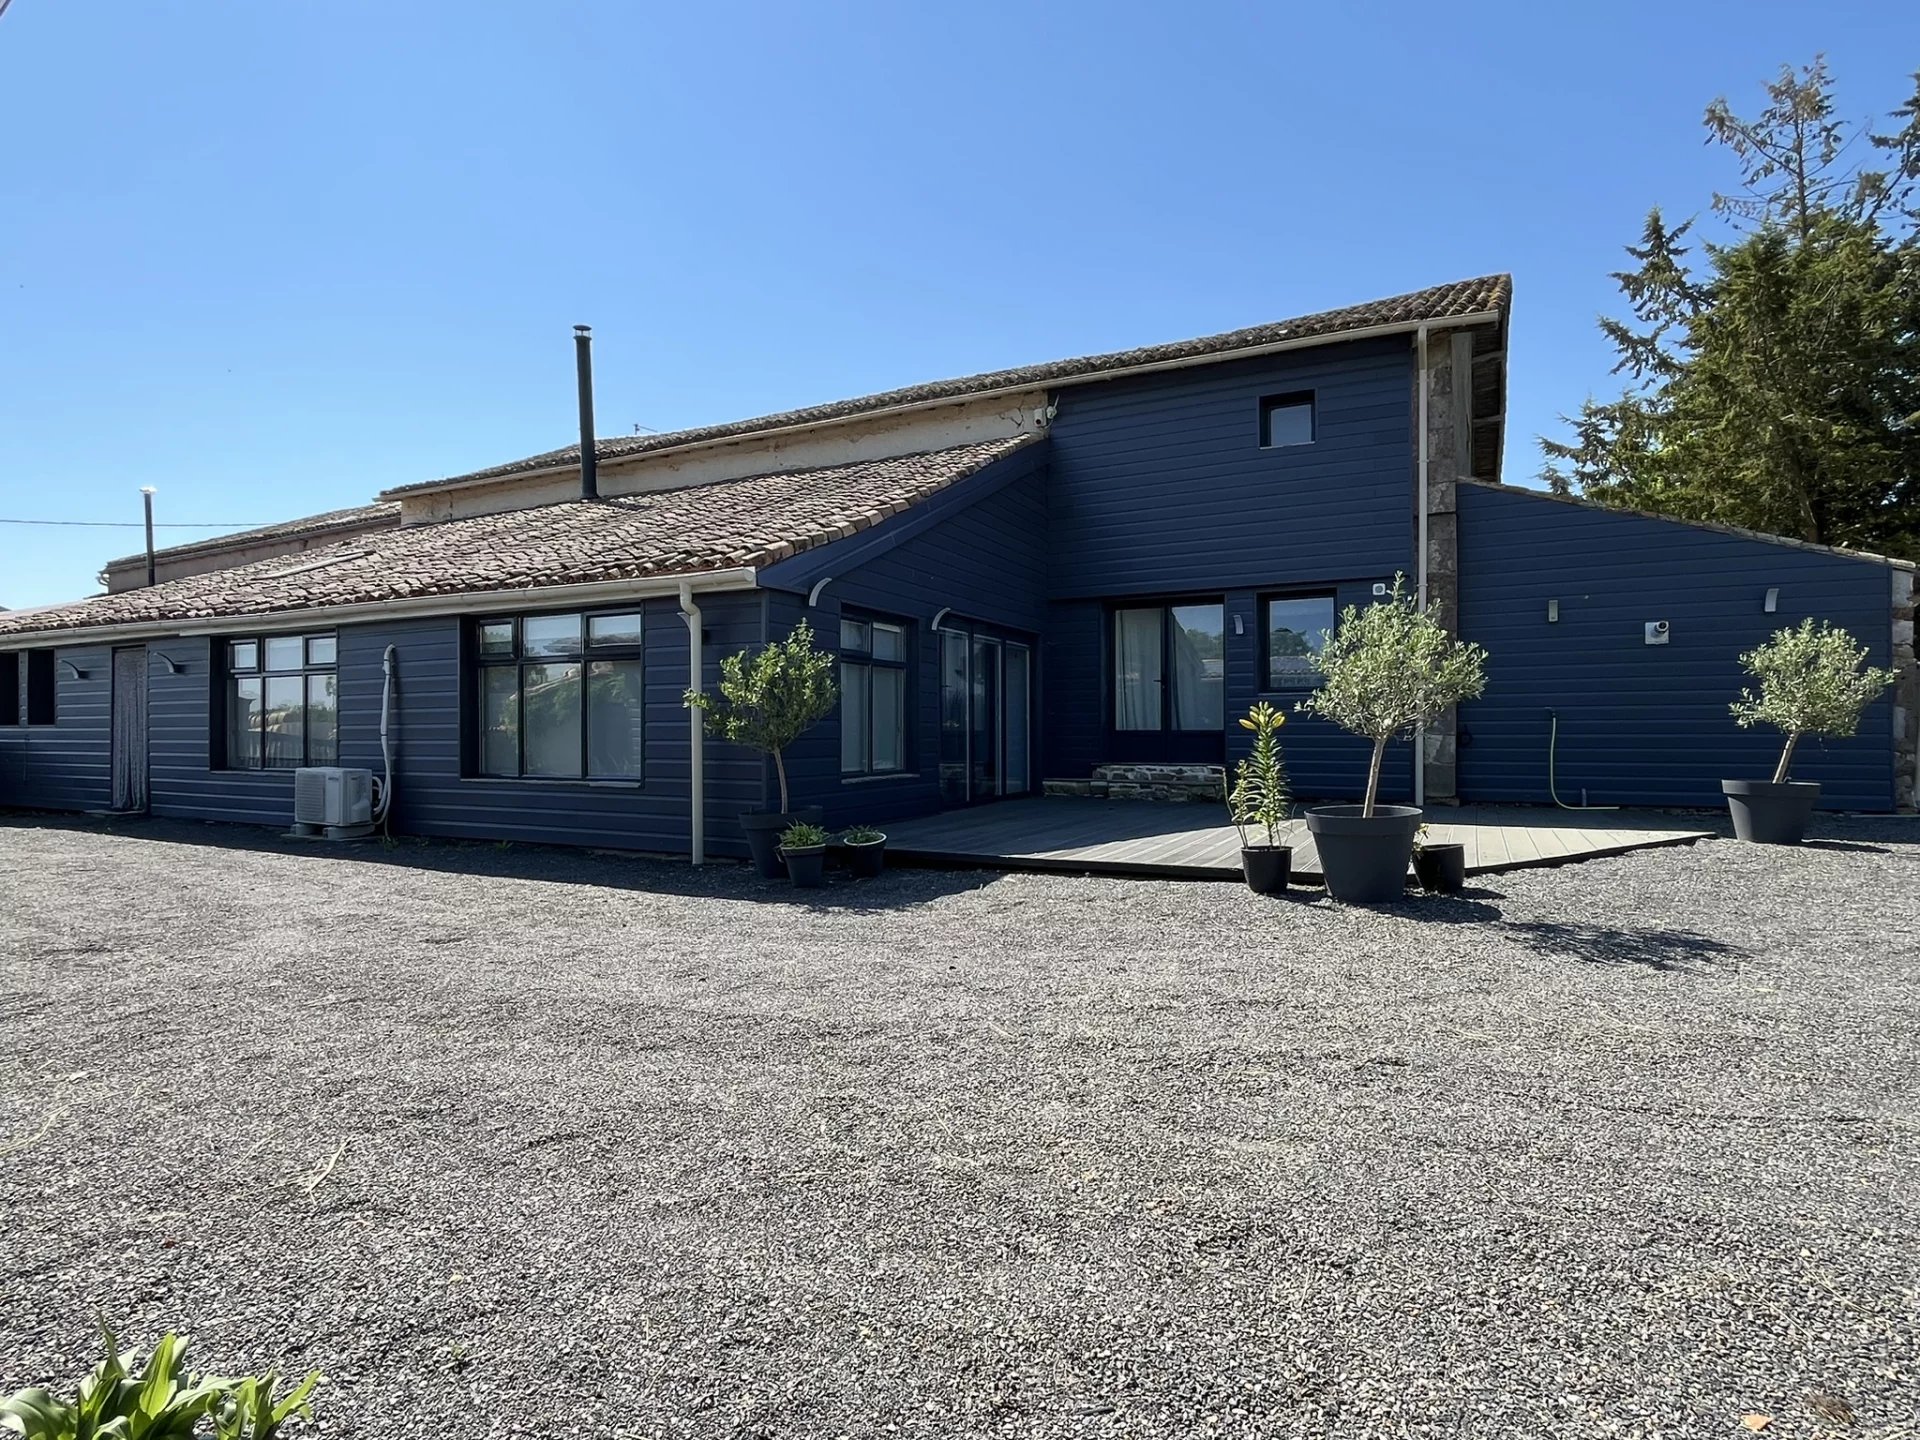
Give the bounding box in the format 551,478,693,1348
0,653,18,726
24,650,56,726
225,633,337,769
1262,593,1337,689
475,611,644,780
841,613,908,775
1113,603,1224,732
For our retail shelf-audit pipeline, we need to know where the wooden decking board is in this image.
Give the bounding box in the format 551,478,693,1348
885,798,1713,883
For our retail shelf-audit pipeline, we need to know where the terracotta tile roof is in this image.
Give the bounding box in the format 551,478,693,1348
0,437,1036,639
103,502,402,569
392,274,1512,494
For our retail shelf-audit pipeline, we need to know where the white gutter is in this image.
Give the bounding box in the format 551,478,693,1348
0,567,760,652
1414,322,1430,810
677,581,706,867
382,310,1509,501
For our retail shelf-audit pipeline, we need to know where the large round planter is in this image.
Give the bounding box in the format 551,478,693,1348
740,807,824,879
1240,845,1292,895
1722,779,1819,845
1306,805,1421,904
844,839,887,880
1413,842,1466,895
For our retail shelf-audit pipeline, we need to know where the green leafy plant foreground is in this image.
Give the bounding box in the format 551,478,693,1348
841,825,885,845
1296,577,1488,816
0,1323,321,1440
685,620,838,814
1731,618,1896,782
779,821,829,850
1227,701,1292,849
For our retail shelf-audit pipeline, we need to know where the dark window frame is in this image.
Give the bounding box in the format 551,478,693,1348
472,609,647,782
0,652,19,726
1258,590,1339,692
220,631,339,770
25,650,57,727
1258,390,1316,448
1107,598,1227,737
839,609,912,777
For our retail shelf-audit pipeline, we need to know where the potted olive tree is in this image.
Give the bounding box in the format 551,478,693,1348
1227,701,1293,894
1724,619,1896,844
1298,577,1488,903
686,619,838,878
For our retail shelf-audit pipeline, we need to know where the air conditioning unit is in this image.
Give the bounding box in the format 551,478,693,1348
293,766,373,832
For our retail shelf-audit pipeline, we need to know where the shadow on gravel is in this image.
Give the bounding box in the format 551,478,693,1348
0,812,1002,912
1799,839,1892,854
1498,919,1744,973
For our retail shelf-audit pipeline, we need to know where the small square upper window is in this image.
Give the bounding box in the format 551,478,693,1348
1260,392,1315,448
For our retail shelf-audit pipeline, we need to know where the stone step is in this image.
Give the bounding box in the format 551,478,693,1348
1044,764,1228,803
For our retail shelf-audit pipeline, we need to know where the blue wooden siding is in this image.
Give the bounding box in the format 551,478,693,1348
21,592,764,852
0,644,111,811
1045,336,1415,598
1037,339,1419,797
758,450,1049,825
1457,483,1898,811
1043,583,1415,803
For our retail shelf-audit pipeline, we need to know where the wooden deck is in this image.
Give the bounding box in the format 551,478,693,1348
884,797,1714,883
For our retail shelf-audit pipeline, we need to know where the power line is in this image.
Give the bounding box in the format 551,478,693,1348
0,517,271,529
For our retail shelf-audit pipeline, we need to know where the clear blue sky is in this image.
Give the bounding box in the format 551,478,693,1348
2,0,1913,607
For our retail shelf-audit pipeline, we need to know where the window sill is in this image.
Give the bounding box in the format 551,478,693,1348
840,771,920,785
460,776,645,790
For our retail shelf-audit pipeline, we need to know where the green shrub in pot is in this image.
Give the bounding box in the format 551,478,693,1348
778,820,830,889
685,620,838,877
1227,701,1293,894
1723,618,1896,843
840,823,888,879
1296,576,1488,902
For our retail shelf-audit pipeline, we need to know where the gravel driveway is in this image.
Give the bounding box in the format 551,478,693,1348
2,813,1917,1438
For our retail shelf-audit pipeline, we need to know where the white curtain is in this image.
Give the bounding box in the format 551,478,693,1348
1113,609,1163,730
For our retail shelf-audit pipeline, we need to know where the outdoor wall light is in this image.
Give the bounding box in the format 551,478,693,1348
1547,599,1560,623
1764,587,1780,613
57,660,86,679
152,653,184,675
1232,614,1245,636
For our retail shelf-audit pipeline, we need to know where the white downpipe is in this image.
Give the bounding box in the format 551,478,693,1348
1414,322,1430,810
375,644,397,827
677,581,705,866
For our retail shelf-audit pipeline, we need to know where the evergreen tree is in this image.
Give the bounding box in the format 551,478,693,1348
1542,60,1920,560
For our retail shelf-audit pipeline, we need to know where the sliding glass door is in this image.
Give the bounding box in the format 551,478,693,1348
938,622,1034,805
1108,600,1225,763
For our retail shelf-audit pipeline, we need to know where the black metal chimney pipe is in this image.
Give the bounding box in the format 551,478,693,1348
140,486,157,587
574,325,598,500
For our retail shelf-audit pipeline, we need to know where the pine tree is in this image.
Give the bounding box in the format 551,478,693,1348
1542,61,1920,561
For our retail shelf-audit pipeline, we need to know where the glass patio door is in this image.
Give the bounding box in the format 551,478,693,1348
938,623,1034,805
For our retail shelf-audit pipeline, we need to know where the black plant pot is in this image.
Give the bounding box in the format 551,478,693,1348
739,807,825,879
844,839,887,879
1413,842,1466,894
1722,779,1819,845
782,845,827,889
1306,804,1421,904
1240,845,1292,895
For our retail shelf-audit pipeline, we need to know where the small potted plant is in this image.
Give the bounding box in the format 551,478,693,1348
778,821,830,888
1298,576,1488,903
841,824,888,879
1411,823,1465,894
686,620,837,878
1724,619,1895,844
1226,701,1293,894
